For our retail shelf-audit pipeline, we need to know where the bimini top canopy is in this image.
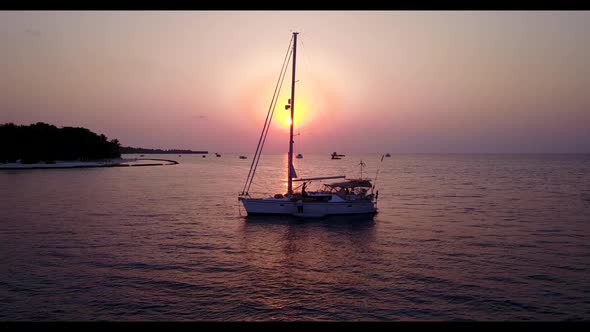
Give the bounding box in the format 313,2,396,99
325,179,372,189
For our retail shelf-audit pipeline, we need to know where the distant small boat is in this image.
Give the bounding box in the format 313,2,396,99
202,155,206,158
296,153,303,159
140,154,145,157
239,155,247,159
331,152,345,159
385,153,391,157
179,155,182,157
215,153,221,157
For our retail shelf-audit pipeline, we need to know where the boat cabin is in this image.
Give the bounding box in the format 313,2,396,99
323,179,373,200
288,179,374,202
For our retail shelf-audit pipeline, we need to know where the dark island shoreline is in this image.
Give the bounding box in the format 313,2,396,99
1,122,121,164
120,147,208,154
0,158,179,170
1,122,190,169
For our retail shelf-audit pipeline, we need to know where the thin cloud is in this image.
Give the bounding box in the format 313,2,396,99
24,28,41,37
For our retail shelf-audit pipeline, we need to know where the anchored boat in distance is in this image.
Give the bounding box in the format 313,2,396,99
331,152,345,159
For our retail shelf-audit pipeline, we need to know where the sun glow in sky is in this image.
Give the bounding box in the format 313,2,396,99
284,115,292,128
1,11,589,153
277,96,316,132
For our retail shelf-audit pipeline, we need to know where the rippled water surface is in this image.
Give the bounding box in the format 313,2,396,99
1,154,589,320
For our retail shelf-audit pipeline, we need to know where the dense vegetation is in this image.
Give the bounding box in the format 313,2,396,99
0,122,121,164
120,147,207,154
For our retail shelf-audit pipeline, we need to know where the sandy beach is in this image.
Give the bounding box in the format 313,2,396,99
0,158,129,169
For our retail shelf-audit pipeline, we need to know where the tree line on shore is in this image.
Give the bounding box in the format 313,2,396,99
0,122,121,164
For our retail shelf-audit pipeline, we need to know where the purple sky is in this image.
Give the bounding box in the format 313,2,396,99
1,11,589,153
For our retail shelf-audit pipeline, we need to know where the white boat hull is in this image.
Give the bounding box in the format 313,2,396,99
240,198,376,217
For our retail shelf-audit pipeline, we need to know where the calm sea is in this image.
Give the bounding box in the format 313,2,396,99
1,154,589,321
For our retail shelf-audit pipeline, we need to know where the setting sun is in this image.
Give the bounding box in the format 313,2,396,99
275,95,319,132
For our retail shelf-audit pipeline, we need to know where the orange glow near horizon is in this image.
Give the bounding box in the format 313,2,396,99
237,65,340,145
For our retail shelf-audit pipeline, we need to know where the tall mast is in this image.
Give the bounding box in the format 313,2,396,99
287,32,298,196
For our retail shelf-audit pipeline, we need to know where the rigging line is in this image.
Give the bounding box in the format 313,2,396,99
247,44,292,183
246,47,293,194
242,36,292,195
242,37,293,194
371,154,385,195
241,36,293,195
249,37,293,183
246,45,293,194
245,41,292,194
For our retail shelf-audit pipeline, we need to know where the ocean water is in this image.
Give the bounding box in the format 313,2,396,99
1,153,589,321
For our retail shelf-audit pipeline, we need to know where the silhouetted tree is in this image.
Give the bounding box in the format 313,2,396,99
0,122,121,163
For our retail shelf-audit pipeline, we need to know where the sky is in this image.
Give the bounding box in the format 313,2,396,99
1,11,589,153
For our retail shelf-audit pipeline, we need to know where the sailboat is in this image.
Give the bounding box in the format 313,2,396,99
331,152,345,159
238,32,379,218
